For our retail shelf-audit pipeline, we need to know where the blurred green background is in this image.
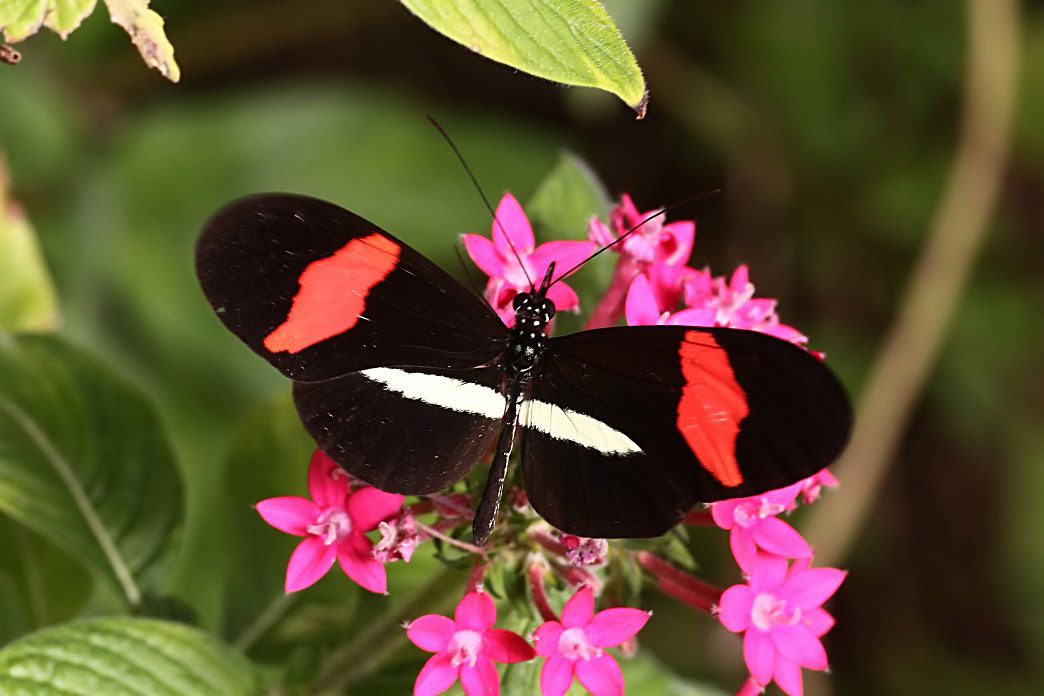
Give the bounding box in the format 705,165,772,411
1,1,1042,694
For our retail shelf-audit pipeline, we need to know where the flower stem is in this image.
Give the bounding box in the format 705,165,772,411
414,519,488,557
232,592,296,652
310,565,465,694
634,551,721,613
526,555,558,622
801,0,1020,568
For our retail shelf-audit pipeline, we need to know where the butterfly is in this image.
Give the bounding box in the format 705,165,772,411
196,193,851,544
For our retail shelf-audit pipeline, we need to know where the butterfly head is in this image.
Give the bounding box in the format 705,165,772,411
507,290,554,374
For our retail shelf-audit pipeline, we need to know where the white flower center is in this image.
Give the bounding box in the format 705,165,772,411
751,592,801,631
307,506,353,545
732,497,786,528
557,626,602,661
448,629,483,668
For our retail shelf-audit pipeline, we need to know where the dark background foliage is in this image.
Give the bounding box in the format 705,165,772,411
1,1,1042,694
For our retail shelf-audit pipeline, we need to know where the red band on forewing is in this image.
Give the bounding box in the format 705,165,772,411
676,331,749,487
264,234,400,354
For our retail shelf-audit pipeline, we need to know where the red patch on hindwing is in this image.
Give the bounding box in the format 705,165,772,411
676,331,748,487
264,234,400,354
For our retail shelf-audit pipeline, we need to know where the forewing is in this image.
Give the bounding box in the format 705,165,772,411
293,365,506,494
522,326,851,537
196,194,506,381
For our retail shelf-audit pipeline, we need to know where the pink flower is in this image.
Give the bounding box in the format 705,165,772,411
588,194,695,267
374,509,421,563
256,449,404,594
406,591,535,696
718,554,845,696
683,265,807,345
560,535,609,567
798,469,839,505
710,483,811,574
463,192,595,326
624,271,716,327
533,586,650,696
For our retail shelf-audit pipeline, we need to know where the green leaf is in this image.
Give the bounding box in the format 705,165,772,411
0,0,95,41
400,0,647,115
0,333,182,609
0,617,257,695
0,0,179,82
102,0,181,82
0,165,59,332
527,151,611,240
0,517,93,640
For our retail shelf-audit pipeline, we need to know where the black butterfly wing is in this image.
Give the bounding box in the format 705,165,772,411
521,326,852,537
294,364,507,494
196,193,507,381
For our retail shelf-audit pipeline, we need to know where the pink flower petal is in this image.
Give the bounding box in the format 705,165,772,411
772,650,805,696
460,656,499,696
802,608,835,637
347,486,404,531
528,240,597,281
462,234,505,279
710,500,738,529
285,536,337,592
407,614,455,653
492,193,534,257
414,652,459,696
717,585,753,633
256,497,319,536
540,652,575,696
561,586,595,627
625,273,661,326
749,553,788,593
669,307,717,327
743,630,775,686
575,653,625,696
455,591,497,631
737,676,764,696
337,533,387,594
730,528,758,574
533,621,563,657
483,629,535,663
780,568,847,610
585,608,649,648
751,518,813,559
588,217,615,247
659,220,695,266
544,281,580,313
772,623,827,670
307,449,351,508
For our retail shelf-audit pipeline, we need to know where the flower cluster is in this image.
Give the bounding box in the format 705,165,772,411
254,192,846,696
405,586,648,696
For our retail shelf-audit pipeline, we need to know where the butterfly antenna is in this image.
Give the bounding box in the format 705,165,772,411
427,115,535,291
548,189,721,287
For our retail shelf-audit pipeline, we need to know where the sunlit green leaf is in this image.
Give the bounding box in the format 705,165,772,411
400,0,647,115
103,0,180,82
0,333,182,609
0,0,94,41
0,166,59,332
0,0,179,82
0,617,256,695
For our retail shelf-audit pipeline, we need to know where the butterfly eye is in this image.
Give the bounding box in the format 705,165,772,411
542,300,556,318
512,293,529,311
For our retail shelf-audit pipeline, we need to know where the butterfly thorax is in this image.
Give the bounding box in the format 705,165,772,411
506,291,555,375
